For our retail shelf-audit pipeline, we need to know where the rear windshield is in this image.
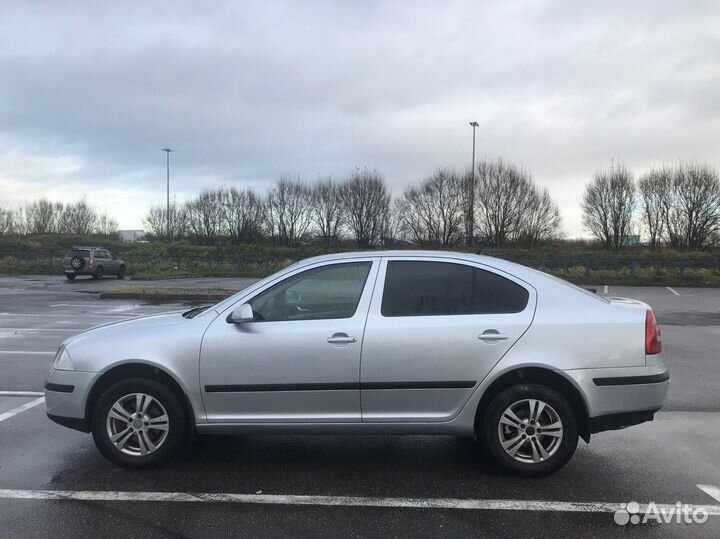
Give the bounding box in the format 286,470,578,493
66,250,90,257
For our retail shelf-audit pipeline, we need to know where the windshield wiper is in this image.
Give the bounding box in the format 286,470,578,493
182,305,211,319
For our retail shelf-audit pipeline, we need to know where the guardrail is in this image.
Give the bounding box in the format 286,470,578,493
0,252,718,283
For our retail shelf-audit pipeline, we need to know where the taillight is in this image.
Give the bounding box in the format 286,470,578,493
88,258,95,267
646,310,662,355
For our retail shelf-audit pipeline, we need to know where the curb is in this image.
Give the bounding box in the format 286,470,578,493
99,291,234,301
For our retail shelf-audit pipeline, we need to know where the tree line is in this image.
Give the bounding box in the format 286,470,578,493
0,198,118,236
2,159,718,251
143,162,562,248
582,161,720,250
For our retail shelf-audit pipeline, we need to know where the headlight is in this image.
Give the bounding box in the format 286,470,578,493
53,347,74,371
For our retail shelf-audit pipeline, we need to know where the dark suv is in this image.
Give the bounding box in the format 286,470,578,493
63,247,126,280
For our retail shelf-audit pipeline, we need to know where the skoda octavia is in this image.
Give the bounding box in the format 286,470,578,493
45,251,669,476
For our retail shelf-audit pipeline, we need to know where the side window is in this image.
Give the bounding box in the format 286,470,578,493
381,261,529,317
106,250,114,259
93,250,104,259
250,262,372,322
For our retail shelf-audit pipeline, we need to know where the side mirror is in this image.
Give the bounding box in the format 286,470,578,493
227,304,254,324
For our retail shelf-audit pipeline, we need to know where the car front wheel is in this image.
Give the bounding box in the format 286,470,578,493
480,384,578,477
91,378,186,468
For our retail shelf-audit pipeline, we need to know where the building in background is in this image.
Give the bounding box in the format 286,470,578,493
118,229,146,242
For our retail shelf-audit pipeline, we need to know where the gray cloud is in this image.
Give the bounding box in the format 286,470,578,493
1,0,719,231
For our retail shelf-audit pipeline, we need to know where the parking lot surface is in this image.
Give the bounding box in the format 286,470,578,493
0,276,719,537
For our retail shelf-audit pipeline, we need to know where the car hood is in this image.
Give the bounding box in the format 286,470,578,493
64,311,187,346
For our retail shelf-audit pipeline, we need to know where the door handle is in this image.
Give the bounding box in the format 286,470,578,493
327,333,357,345
478,331,509,342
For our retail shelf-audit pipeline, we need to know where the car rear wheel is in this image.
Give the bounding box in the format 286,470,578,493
117,265,126,279
93,266,104,280
91,378,186,468
480,384,578,477
65,274,76,281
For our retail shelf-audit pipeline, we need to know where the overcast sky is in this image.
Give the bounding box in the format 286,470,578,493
1,1,719,235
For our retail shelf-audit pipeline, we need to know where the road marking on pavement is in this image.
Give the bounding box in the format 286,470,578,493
0,488,718,515
666,286,680,296
699,485,720,503
0,397,45,423
603,285,608,294
0,328,85,333
0,351,54,355
0,391,44,397
0,313,135,319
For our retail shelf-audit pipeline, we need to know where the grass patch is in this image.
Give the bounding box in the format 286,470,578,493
100,286,236,301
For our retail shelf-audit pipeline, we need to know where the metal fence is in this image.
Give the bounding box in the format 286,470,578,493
0,252,718,283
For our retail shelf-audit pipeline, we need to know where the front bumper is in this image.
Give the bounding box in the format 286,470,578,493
564,362,669,433
44,369,99,432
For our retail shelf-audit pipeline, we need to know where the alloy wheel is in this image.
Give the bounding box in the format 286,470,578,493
106,393,170,456
497,398,563,464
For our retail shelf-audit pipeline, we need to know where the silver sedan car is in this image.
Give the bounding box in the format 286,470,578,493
45,251,669,476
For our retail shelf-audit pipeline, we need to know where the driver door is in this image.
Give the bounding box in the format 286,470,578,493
200,258,379,423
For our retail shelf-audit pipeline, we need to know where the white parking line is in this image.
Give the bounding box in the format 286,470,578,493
666,286,680,296
0,391,44,397
603,285,608,294
0,351,54,355
0,488,718,515
0,397,45,423
0,328,85,333
0,313,135,319
699,485,720,503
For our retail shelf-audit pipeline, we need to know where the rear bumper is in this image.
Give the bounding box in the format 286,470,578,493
588,409,660,434
63,267,95,275
564,362,669,428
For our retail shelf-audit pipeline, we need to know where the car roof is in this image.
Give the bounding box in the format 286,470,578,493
297,250,525,274
70,246,104,250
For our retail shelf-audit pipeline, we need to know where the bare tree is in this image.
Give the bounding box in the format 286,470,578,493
222,187,265,244
310,178,344,246
266,175,313,247
186,189,225,245
143,201,188,241
59,199,98,235
340,167,390,248
96,212,119,236
396,168,464,247
672,163,720,249
0,207,14,236
516,186,562,248
581,164,635,250
638,166,671,250
473,159,533,247
25,198,63,234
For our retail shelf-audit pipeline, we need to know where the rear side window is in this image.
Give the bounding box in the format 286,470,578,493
381,261,529,317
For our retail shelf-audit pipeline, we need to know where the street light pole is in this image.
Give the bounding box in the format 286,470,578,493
161,148,174,241
467,122,479,247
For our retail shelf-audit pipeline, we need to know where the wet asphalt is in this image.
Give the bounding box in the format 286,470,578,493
0,275,718,538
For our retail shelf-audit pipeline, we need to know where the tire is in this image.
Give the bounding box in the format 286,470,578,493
480,384,578,477
65,274,76,281
70,256,85,270
117,265,126,279
91,378,186,469
93,266,104,280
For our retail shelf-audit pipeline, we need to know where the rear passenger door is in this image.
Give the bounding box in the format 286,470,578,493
360,257,536,422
